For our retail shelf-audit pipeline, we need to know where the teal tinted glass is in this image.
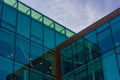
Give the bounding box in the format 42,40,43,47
15,35,30,64
44,26,55,49
31,19,43,40
111,15,120,47
97,28,114,53
61,44,74,75
0,2,2,19
0,56,13,80
0,28,14,80
17,12,30,38
2,4,17,26
30,41,43,60
0,28,15,59
30,68,43,80
56,31,66,46
117,54,120,71
102,51,120,80
14,61,29,80
31,19,43,45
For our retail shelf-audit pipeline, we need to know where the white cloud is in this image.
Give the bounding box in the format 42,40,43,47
19,0,120,33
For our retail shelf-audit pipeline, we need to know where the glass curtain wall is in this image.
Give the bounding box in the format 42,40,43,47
0,0,75,80
60,12,120,80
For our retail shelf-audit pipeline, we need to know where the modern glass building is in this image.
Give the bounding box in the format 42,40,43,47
0,0,75,80
0,0,120,80
56,8,120,80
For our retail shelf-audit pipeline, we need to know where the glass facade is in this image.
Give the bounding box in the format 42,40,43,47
57,9,120,80
0,0,75,80
0,0,120,80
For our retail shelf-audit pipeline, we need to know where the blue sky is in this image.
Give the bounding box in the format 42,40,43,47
19,0,120,33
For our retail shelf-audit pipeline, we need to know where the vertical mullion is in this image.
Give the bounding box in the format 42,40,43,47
12,1,18,79
83,37,89,80
96,29,105,80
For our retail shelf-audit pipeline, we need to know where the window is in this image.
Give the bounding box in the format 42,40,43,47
44,26,55,49
17,12,30,38
2,4,17,26
15,35,30,64
97,28,114,53
111,15,120,47
31,19,43,45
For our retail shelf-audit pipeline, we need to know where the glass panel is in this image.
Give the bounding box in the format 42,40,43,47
117,54,120,71
97,28,114,53
4,0,17,8
75,71,88,80
30,41,43,61
66,29,74,38
61,45,74,75
44,26,55,49
30,68,43,80
18,2,30,15
85,39,100,61
85,31,101,61
2,4,17,26
44,17,54,28
102,52,120,80
116,46,120,54
0,28,15,59
15,35,30,64
97,22,109,33
0,56,13,80
17,12,30,38
72,38,86,68
111,16,120,47
85,31,97,45
13,61,29,80
31,10,43,22
43,48,56,80
1,21,16,32
31,19,43,45
55,23,64,33
0,2,2,19
56,31,66,46
30,43,43,80
88,57,104,80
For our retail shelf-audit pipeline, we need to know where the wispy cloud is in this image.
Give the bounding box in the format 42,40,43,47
20,0,120,33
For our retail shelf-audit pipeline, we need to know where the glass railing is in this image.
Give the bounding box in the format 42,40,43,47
3,0,75,38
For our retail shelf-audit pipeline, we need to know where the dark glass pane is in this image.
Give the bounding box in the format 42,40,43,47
15,35,30,64
75,71,88,80
30,68,43,80
0,28,15,59
88,57,104,80
111,15,120,47
17,12,30,38
43,48,56,79
44,26,55,49
2,4,17,26
61,44,74,75
13,61,29,80
97,28,114,53
72,38,86,68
